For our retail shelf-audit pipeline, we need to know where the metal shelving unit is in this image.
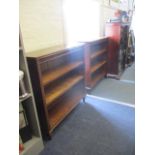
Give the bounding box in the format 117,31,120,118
19,29,44,155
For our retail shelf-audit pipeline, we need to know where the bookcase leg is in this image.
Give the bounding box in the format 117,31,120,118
82,97,86,103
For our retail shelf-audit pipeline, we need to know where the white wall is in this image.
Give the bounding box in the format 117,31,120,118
100,5,116,35
20,0,65,53
20,0,130,53
128,0,134,10
63,0,101,43
101,0,130,35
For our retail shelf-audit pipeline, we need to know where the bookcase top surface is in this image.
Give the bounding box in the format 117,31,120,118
79,36,108,43
26,43,84,58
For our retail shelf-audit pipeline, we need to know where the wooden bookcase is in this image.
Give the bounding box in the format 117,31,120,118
26,44,86,139
82,37,108,90
19,31,43,155
105,22,129,78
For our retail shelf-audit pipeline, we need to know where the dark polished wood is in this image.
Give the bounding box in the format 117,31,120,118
45,75,83,107
91,69,107,88
26,44,86,139
42,61,83,86
105,22,129,77
91,61,107,73
91,49,106,60
82,37,108,90
26,58,50,139
48,81,85,132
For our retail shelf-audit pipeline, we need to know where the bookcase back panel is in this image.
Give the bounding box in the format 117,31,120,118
90,40,108,53
40,48,84,74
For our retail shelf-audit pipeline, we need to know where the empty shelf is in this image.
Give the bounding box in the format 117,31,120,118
42,61,83,86
48,87,85,132
45,75,83,107
91,49,107,59
91,61,107,74
91,71,106,88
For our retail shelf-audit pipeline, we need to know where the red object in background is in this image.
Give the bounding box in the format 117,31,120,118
105,22,129,76
105,22,121,75
19,144,24,153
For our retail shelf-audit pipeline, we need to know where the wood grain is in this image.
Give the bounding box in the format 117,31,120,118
91,71,106,88
42,61,83,86
83,37,108,89
48,83,85,132
91,49,107,60
45,75,83,107
91,61,107,73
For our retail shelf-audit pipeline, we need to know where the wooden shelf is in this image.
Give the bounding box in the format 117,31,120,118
90,49,106,60
27,44,86,138
45,75,83,107
91,71,106,88
42,61,83,86
48,86,85,132
91,61,107,74
83,37,108,89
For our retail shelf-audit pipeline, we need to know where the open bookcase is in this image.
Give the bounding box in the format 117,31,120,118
82,37,108,90
19,30,43,155
26,44,86,139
